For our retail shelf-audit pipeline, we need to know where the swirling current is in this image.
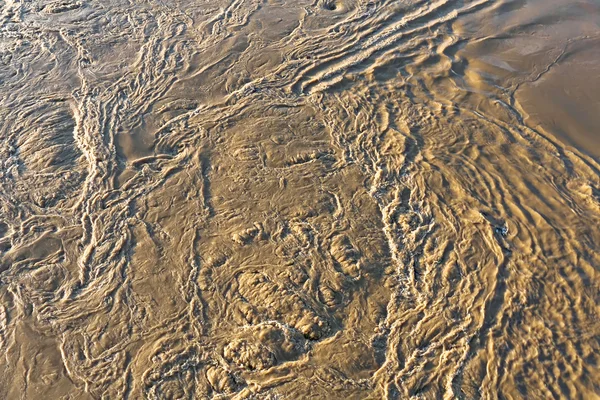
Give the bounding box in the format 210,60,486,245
0,0,599,398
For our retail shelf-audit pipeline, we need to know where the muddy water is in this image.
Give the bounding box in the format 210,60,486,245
0,0,599,399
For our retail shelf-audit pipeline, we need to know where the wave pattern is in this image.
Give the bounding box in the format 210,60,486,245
0,0,599,398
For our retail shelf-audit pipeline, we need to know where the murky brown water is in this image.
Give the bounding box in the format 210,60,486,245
0,0,599,398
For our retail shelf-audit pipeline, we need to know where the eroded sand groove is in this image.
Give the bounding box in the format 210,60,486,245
0,0,599,398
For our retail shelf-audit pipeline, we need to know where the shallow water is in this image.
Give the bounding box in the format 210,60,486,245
0,0,599,398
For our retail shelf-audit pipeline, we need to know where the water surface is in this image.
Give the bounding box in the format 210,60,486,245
0,0,599,398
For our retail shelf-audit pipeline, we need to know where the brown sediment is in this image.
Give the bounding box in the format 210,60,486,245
0,0,599,398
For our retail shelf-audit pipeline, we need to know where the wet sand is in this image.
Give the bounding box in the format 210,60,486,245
0,0,599,399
